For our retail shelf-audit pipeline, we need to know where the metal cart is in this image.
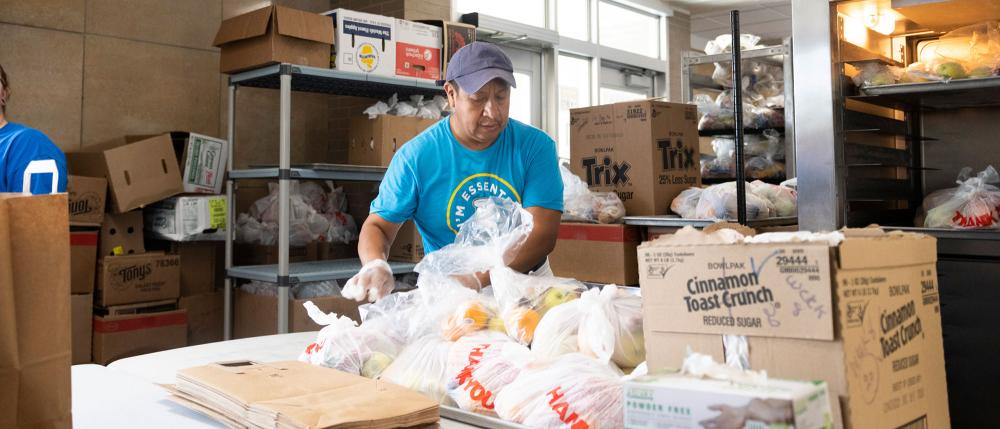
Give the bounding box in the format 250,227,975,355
222,64,445,338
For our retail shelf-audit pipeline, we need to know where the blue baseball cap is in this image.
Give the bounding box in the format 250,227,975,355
442,42,517,93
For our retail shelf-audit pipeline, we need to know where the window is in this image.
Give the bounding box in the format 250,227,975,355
600,87,647,104
598,1,660,58
557,55,592,158
455,0,546,28
509,71,533,125
557,0,590,41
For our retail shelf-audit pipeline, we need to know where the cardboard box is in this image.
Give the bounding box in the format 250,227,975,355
395,19,442,81
70,229,99,294
172,132,230,194
234,288,360,338
96,252,180,307
213,5,333,74
638,229,951,429
179,291,223,346
549,223,640,285
416,20,476,76
92,309,187,365
67,175,106,225
71,293,93,364
325,9,395,76
67,134,184,213
624,373,833,429
389,220,424,263
144,195,227,241
146,241,223,297
99,210,144,257
570,100,700,216
348,115,437,167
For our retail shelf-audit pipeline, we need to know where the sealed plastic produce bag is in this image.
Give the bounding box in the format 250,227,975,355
490,267,586,345
561,165,625,224
695,181,775,220
851,62,900,87
532,286,645,369
919,165,1000,229
749,180,797,217
299,302,401,378
440,295,500,341
494,353,625,429
381,335,456,404
670,187,703,218
915,21,1000,81
445,332,531,416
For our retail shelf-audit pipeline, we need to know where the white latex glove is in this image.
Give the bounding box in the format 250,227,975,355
343,259,394,303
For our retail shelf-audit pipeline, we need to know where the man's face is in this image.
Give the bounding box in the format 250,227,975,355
446,79,511,146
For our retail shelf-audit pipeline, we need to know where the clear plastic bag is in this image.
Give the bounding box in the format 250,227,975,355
916,21,1000,81
446,333,532,416
381,335,456,404
852,62,900,87
299,301,401,377
489,267,586,345
593,192,625,224
749,180,798,218
440,296,500,341
560,165,626,224
694,181,775,220
493,353,625,429
705,34,762,55
919,166,1000,229
744,156,785,179
670,187,703,218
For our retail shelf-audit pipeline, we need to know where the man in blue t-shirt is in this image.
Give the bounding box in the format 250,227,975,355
343,42,564,302
0,64,67,195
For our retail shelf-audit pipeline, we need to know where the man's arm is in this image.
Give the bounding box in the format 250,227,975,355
358,213,403,265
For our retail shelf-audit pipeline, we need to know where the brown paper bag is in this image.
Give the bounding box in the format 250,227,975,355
0,194,72,428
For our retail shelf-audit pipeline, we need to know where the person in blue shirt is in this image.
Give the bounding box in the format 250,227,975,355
343,42,564,302
0,63,67,195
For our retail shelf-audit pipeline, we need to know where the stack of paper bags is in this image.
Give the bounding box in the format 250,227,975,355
165,360,439,429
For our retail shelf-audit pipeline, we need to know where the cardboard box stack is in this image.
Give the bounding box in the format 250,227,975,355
325,9,396,76
549,223,640,285
66,131,230,363
638,228,951,429
570,100,700,216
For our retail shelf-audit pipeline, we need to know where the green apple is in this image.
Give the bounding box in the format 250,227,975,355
935,62,967,80
361,352,394,378
540,287,579,313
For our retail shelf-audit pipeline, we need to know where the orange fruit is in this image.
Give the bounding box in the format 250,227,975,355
506,307,541,344
443,301,491,341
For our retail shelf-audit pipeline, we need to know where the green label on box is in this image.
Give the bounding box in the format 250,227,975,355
209,198,226,229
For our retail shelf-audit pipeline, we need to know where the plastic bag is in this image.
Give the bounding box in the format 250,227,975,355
560,165,626,224
494,353,624,429
920,166,1000,229
489,267,586,345
852,62,900,87
670,187,703,218
299,302,400,377
744,156,786,179
749,180,797,218
593,192,626,224
446,333,532,416
381,335,456,404
704,33,762,55
915,21,1000,81
694,182,775,220
440,296,500,341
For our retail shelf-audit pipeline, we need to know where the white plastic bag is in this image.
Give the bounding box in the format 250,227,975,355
494,353,625,429
749,180,797,217
560,165,625,223
670,187,703,218
490,267,586,345
381,335,456,404
299,301,400,377
446,333,532,416
694,182,775,220
920,166,1000,229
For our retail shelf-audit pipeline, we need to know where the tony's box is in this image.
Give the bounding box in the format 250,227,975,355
96,253,180,307
92,309,187,365
549,223,640,285
214,5,333,73
570,100,700,216
395,19,441,81
325,9,395,77
638,229,950,429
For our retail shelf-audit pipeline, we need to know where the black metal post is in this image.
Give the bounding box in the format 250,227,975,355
731,10,747,225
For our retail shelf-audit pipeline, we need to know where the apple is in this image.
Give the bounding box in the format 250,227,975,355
935,62,967,80
539,287,579,314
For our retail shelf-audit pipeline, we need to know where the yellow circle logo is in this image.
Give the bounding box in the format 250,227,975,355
357,43,380,72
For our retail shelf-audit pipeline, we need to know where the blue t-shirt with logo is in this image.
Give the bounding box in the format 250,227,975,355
0,122,67,195
371,117,563,253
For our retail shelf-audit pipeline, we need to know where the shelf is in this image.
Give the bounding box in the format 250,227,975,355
859,77,1000,109
883,227,1000,241
228,259,416,284
230,164,388,182
701,176,786,185
699,127,784,137
229,64,446,99
683,45,789,66
623,216,797,228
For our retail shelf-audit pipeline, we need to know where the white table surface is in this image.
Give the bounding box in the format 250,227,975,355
75,332,479,428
